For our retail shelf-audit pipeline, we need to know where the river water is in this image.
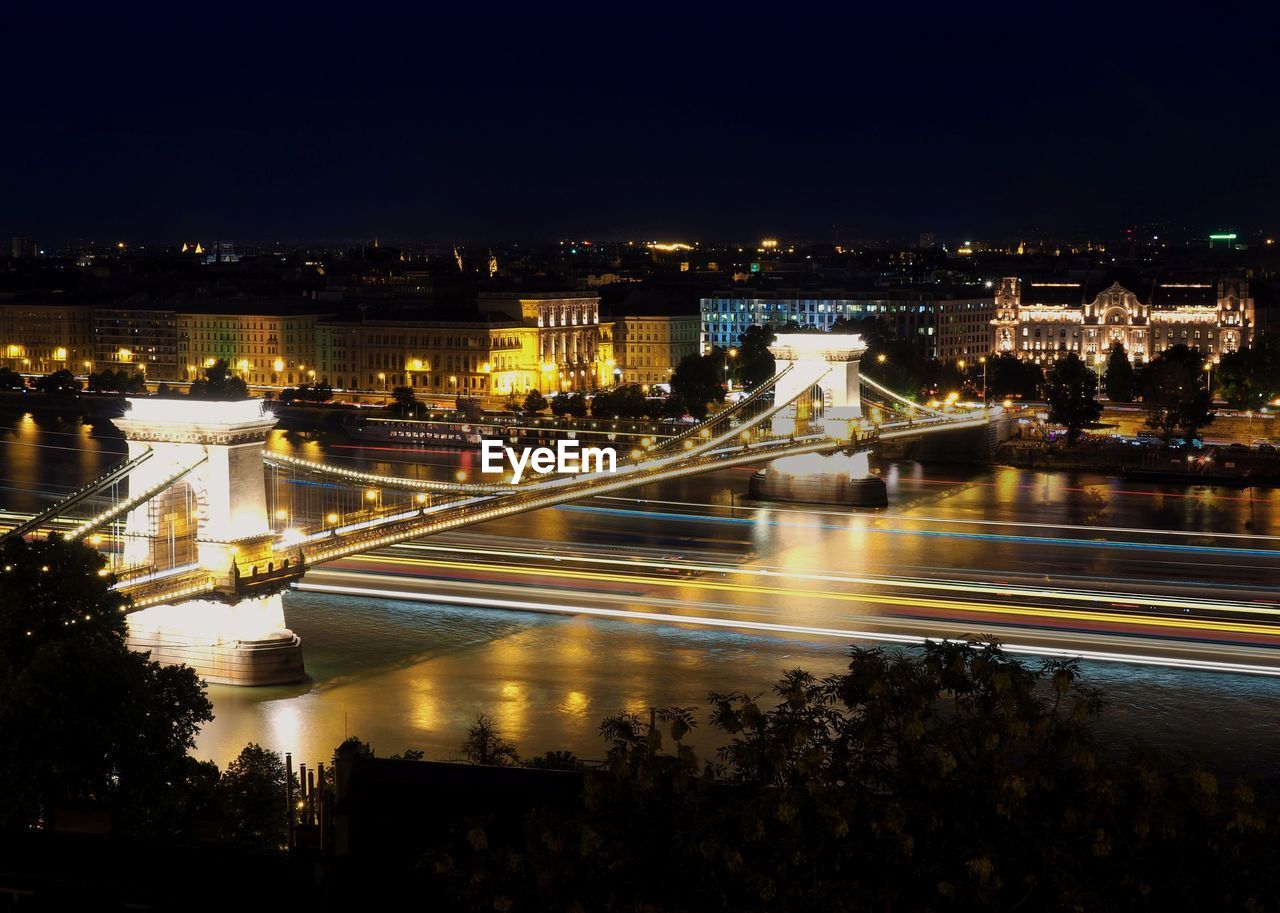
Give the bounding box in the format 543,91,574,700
3,410,1279,774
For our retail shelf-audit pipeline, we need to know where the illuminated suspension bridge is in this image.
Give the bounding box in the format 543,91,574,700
2,333,996,684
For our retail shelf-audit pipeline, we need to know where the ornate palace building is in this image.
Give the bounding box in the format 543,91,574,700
991,277,1254,367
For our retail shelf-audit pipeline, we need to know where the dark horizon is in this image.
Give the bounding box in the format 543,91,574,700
5,6,1279,244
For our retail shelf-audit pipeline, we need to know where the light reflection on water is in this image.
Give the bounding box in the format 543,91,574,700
195,591,1280,776
2,411,1279,772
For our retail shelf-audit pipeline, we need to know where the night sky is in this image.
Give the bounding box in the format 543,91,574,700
4,6,1278,243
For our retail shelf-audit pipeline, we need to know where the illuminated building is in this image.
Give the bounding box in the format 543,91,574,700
991,277,1254,366
316,315,540,401
700,289,995,360
176,308,321,386
94,308,180,379
610,313,700,386
481,292,601,393
0,303,94,373
596,320,616,386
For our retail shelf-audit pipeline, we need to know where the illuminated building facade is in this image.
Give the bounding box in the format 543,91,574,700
0,291,605,398
612,314,700,387
481,292,602,393
177,311,321,386
0,303,94,374
94,308,180,380
991,277,1254,366
700,289,995,360
596,320,616,387
315,316,541,401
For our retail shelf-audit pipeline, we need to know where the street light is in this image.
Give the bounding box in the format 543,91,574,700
979,355,988,403
378,372,387,404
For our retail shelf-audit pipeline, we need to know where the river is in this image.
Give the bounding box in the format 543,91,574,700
2,409,1279,775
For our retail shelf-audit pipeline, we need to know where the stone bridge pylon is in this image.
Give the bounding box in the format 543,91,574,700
748,333,888,506
113,399,305,685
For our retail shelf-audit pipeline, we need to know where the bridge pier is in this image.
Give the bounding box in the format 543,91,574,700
749,334,887,507
113,399,306,686
126,593,304,686
748,450,887,506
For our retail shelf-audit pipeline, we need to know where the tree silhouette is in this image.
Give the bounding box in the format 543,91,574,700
217,743,291,850
34,369,82,396
1217,336,1279,410
461,714,519,766
390,385,421,417
984,352,1043,401
1044,353,1101,445
432,642,1277,912
671,350,726,420
735,325,776,389
523,389,548,415
0,367,26,390
189,359,249,400
0,536,211,832
1103,343,1136,402
1140,345,1215,445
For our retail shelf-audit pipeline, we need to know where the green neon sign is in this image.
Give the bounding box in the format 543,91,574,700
1209,233,1237,240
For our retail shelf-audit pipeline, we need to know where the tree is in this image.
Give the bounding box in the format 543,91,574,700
461,714,519,766
1140,345,1216,445
523,389,548,415
189,359,248,400
218,743,291,850
34,368,82,396
983,352,1043,402
592,384,647,419
1103,343,1136,402
87,369,146,394
280,381,333,404
863,338,936,402
0,536,212,832
335,735,376,759
524,750,582,771
1217,336,1279,411
390,385,420,417
390,747,426,761
670,350,726,420
735,325,776,390
662,393,690,419
0,367,25,390
432,642,1278,912
1044,353,1102,445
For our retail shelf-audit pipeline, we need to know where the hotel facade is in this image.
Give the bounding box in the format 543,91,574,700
991,277,1254,366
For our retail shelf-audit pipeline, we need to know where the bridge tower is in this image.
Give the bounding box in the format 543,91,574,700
750,333,888,506
113,399,304,685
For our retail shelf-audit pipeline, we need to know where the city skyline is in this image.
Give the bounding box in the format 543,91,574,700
4,8,1279,243
5,6,1280,907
